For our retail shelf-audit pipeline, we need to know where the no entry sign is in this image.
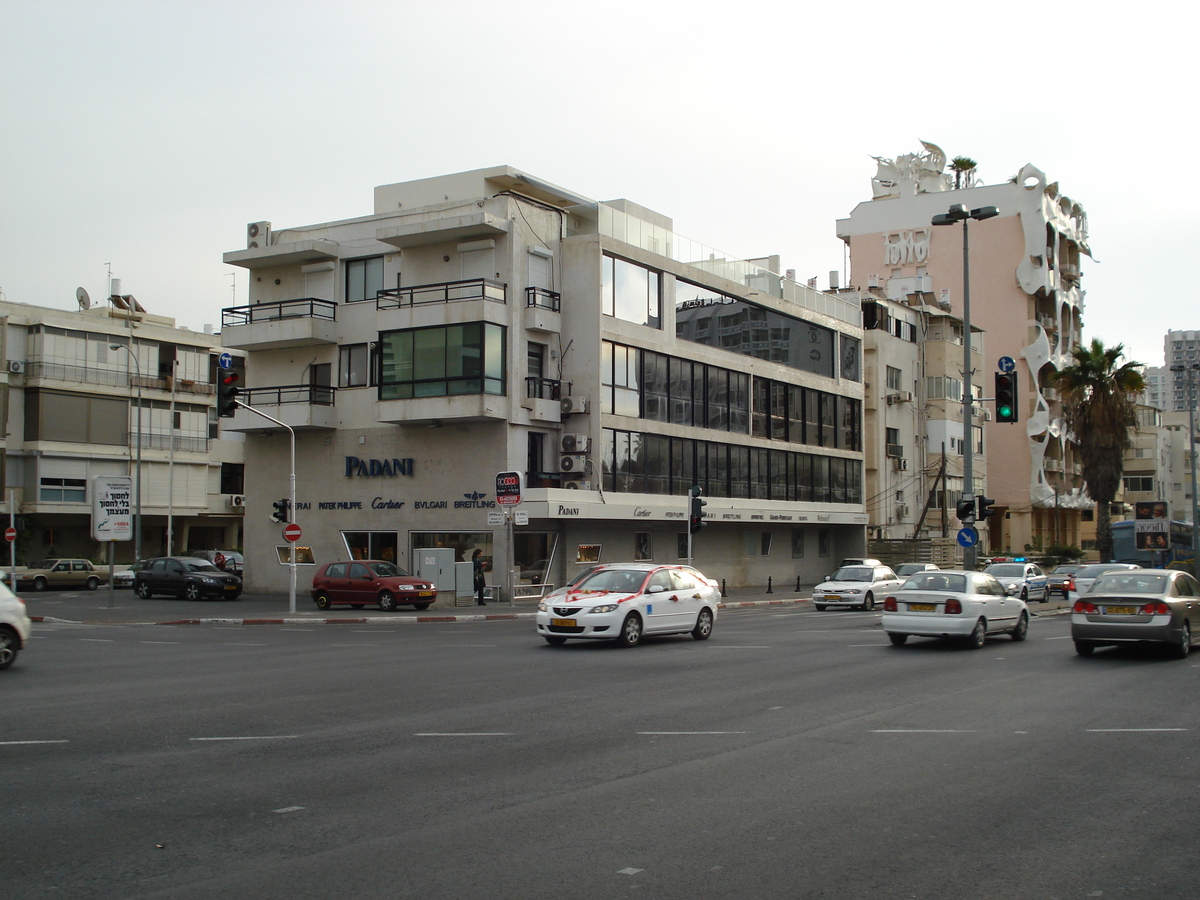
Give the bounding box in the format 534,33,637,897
283,523,302,542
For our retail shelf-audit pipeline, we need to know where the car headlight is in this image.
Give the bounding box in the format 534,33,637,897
397,584,414,591
588,604,620,614
537,602,548,612
199,577,216,584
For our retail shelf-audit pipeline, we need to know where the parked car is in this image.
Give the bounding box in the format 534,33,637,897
983,562,1050,602
1070,563,1142,602
311,561,437,611
882,569,1029,648
3,559,108,592
536,563,719,647
0,580,31,669
135,557,242,601
1047,563,1086,599
1071,568,1200,658
895,563,940,577
812,564,903,611
110,561,146,590
190,550,244,576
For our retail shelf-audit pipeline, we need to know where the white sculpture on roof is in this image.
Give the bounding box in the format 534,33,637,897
871,140,953,198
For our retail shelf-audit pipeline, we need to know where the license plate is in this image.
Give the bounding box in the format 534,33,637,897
907,603,936,612
551,618,576,627
224,584,237,590
1103,605,1136,616
418,591,434,597
823,594,841,601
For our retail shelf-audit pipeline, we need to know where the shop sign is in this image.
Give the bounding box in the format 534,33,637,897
344,456,415,478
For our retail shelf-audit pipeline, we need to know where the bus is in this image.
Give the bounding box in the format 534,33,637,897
1110,519,1194,568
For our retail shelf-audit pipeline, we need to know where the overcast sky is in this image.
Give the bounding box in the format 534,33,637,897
1,0,1192,370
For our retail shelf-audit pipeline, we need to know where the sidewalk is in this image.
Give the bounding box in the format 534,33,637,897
23,584,1072,626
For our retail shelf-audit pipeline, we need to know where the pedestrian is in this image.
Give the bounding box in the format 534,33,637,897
473,549,487,606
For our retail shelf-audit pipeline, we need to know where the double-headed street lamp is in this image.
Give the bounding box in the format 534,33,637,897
110,343,143,563
1170,362,1200,563
932,203,999,570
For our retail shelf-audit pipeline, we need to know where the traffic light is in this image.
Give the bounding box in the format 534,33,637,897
270,498,291,524
977,496,996,521
994,372,1018,423
218,368,241,418
956,497,976,524
689,485,707,535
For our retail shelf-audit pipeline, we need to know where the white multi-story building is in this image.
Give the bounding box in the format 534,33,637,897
1165,330,1200,412
220,166,868,598
0,297,244,563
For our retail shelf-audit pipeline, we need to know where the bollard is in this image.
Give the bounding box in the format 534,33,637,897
766,575,773,594
796,574,802,592
720,578,727,598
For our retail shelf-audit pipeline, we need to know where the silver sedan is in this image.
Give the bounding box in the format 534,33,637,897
882,570,1029,649
1071,568,1200,658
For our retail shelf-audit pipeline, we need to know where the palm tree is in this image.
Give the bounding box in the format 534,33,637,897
950,156,977,189
1054,339,1146,562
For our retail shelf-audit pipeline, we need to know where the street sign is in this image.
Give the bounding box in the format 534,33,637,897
998,356,1016,373
218,352,233,370
513,511,529,526
91,475,133,541
957,526,979,548
283,523,302,542
496,471,523,506
4,527,15,543
487,511,506,526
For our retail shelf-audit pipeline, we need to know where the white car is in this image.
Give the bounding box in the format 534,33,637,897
813,564,903,611
536,563,719,647
0,580,32,669
983,562,1050,603
882,569,1029,648
1069,563,1142,603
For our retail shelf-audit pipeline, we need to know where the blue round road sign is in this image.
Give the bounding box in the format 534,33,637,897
998,356,1016,373
957,526,979,548
219,352,233,370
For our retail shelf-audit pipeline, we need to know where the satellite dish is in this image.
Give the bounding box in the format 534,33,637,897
76,287,91,310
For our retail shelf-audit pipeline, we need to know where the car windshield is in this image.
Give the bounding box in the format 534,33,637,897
1052,565,1082,576
985,564,1025,577
830,567,873,582
903,573,967,593
1092,573,1168,594
368,562,410,577
575,569,648,593
896,564,930,576
1077,565,1132,579
183,560,221,573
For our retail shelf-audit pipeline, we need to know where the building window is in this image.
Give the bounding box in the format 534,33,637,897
602,254,661,328
926,376,963,401
818,530,831,557
791,529,805,558
886,366,903,391
378,322,506,400
220,463,245,494
761,533,772,556
635,533,652,561
339,344,371,387
346,256,384,303
39,477,86,503
1123,475,1154,492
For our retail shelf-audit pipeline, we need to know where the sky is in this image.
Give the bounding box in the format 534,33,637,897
1,0,1193,370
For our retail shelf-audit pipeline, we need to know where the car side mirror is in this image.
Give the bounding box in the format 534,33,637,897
648,585,665,593
1005,583,1020,596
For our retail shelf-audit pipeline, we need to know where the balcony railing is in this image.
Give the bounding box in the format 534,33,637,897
222,298,337,328
241,384,335,406
376,278,506,309
526,376,562,401
526,286,561,312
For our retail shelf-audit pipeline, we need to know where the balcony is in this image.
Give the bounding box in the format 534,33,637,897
221,299,338,350
376,278,505,310
223,384,337,432
524,287,561,334
223,238,340,271
522,376,562,423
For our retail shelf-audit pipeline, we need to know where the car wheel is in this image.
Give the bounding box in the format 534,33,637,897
0,626,19,669
863,592,875,611
1170,621,1191,660
1011,611,1029,642
136,581,153,599
1074,639,1095,656
378,591,397,612
33,576,48,592
543,635,568,646
617,613,642,647
184,583,201,601
815,604,827,611
314,592,331,610
414,602,431,610
888,632,908,646
692,608,714,640
86,576,100,591
966,618,987,649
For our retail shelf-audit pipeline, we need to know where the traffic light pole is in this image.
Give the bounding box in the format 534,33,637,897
960,216,977,571
234,401,297,614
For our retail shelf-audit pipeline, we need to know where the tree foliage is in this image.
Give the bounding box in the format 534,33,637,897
1053,339,1145,561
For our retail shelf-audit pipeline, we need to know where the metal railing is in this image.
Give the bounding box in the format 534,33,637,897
526,376,562,401
376,278,506,309
240,384,335,406
525,286,561,311
139,433,210,452
221,298,338,328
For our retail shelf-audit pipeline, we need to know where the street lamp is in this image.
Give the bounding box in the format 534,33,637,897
1170,362,1200,564
932,203,999,570
110,343,143,563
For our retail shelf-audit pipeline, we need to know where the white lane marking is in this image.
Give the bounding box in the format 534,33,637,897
871,729,978,733
638,731,747,735
190,735,300,741
0,740,70,746
415,733,514,737
711,646,769,649
80,638,114,642
221,643,267,646
848,643,889,647
279,628,316,632
769,706,784,710
140,641,180,645
1043,636,1073,641
273,806,305,814
618,868,644,876
1086,728,1187,733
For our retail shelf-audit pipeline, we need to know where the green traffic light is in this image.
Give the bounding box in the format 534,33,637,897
998,405,1013,418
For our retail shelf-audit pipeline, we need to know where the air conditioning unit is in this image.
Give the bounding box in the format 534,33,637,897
886,443,904,458
895,504,910,518
246,221,271,249
560,395,590,415
560,433,590,453
558,454,589,473
6,360,24,374
886,391,912,405
982,409,993,422
229,494,246,508
892,457,909,471
563,480,593,491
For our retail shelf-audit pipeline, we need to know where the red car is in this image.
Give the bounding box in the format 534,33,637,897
311,561,437,611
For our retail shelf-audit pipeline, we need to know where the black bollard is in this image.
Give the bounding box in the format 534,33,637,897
766,575,773,594
720,578,727,598
796,574,802,592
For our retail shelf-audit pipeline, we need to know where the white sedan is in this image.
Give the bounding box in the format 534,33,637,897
813,564,904,611
882,570,1030,649
536,564,719,647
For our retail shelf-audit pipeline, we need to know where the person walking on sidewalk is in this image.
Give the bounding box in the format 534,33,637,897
472,549,487,606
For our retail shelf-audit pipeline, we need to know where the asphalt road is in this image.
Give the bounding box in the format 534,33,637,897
5,604,1198,899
